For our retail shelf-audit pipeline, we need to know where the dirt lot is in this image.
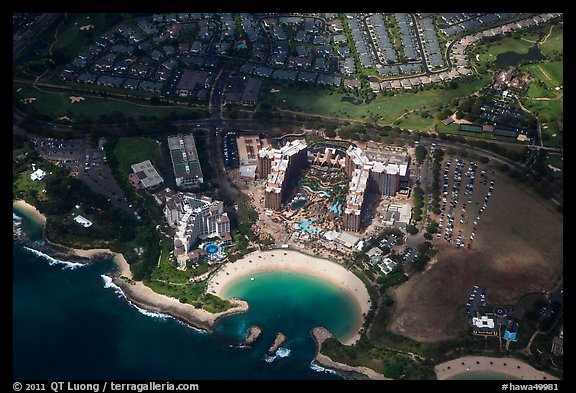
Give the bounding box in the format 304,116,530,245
387,158,563,343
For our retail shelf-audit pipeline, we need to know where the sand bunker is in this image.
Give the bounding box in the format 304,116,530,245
21,97,37,104
79,24,95,31
69,96,85,103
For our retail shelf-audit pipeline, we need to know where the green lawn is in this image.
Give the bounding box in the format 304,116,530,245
539,23,563,58
14,82,204,121
52,13,122,61
474,36,536,70
264,76,490,124
522,96,563,123
539,122,563,149
546,153,563,171
525,82,555,99
14,169,47,194
113,137,162,177
113,137,162,179
394,112,438,131
522,62,563,89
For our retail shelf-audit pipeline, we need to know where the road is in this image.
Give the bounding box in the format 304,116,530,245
13,13,61,61
13,14,562,210
419,137,563,206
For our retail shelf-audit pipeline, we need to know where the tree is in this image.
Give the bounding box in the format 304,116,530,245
325,129,337,138
406,225,418,235
415,145,427,164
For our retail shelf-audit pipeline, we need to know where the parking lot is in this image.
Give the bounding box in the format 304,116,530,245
34,137,135,217
434,157,497,249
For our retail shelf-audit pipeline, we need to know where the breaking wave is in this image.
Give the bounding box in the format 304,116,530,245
100,275,206,335
309,362,337,375
100,275,168,319
23,246,85,270
264,347,291,363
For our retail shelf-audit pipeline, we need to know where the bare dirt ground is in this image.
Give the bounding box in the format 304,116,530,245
388,161,563,343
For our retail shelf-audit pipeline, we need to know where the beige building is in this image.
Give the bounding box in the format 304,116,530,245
237,135,269,179
343,145,410,232
153,188,230,264
259,139,308,210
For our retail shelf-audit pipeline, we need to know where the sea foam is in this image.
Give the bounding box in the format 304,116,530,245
309,362,337,375
264,347,291,363
23,246,85,270
100,275,168,320
99,274,206,335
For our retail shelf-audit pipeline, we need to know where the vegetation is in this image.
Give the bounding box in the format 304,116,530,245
146,240,234,313
112,137,162,177
322,336,435,380
13,82,208,123
261,76,490,124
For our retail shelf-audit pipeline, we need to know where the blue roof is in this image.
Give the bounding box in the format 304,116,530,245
504,331,517,341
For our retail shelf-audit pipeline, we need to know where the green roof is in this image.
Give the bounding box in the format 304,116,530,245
459,124,482,133
170,149,184,164
173,162,187,177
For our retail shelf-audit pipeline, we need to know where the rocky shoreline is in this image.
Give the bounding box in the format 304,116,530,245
310,327,389,380
243,325,263,347
267,332,287,355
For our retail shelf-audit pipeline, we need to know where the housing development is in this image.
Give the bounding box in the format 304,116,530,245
13,12,563,381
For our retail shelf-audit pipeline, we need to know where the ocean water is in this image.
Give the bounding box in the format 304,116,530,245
12,208,347,380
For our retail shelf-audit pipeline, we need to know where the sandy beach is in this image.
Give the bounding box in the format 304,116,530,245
45,242,249,332
311,327,388,380
13,200,47,225
435,356,559,380
13,199,249,332
208,249,372,345
113,277,248,332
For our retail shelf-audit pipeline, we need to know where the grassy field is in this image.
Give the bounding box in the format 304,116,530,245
264,76,490,124
539,23,563,57
387,157,563,343
52,13,122,61
539,121,563,149
14,169,48,199
546,153,563,171
522,62,563,89
525,82,555,99
522,96,563,123
14,82,204,121
113,137,162,177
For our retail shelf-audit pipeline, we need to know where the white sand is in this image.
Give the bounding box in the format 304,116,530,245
69,96,85,103
13,200,47,225
435,356,559,380
47,243,249,330
208,249,372,345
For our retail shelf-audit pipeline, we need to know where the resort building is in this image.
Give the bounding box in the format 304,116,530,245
153,188,231,266
167,133,204,189
30,168,46,181
343,167,370,232
342,145,410,232
73,215,93,228
259,139,308,210
466,286,517,340
312,147,346,168
129,160,164,189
